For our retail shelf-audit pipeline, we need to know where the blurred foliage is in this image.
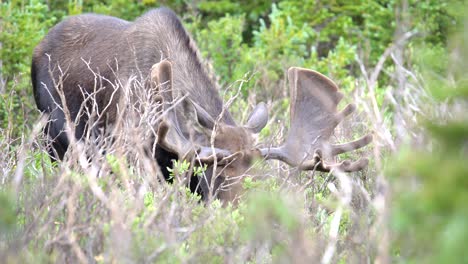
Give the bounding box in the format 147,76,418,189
390,9,468,264
0,190,16,233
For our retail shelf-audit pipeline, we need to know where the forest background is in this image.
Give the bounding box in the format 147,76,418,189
0,0,467,263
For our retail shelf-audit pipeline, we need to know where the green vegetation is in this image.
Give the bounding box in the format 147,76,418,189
0,0,466,263
390,11,468,263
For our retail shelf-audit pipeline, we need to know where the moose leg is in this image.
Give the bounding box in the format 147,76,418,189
154,145,178,183
44,109,69,161
44,107,88,162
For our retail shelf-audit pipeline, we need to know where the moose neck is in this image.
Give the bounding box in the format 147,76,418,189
127,9,236,126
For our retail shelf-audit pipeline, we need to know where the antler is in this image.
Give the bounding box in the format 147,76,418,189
259,67,372,172
152,60,237,164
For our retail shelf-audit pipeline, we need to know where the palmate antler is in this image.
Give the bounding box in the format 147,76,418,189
259,67,372,172
153,60,239,164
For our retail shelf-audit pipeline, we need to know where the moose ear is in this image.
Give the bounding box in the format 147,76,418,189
245,102,268,133
151,59,173,103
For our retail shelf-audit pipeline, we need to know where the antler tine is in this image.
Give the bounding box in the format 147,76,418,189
259,67,372,172
335,103,356,125
331,134,373,156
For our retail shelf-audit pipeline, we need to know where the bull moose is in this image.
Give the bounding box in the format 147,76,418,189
31,8,372,202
